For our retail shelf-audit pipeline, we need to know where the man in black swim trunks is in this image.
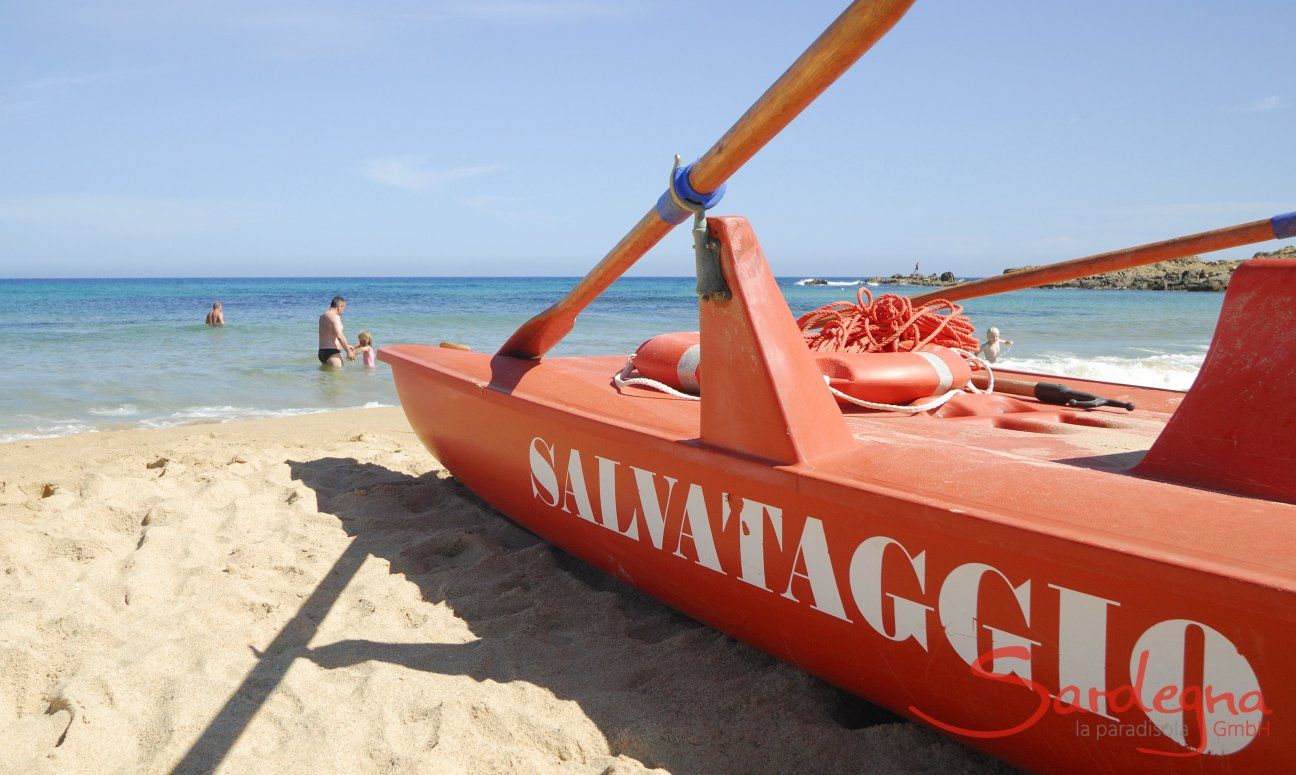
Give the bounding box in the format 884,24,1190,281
317,296,355,368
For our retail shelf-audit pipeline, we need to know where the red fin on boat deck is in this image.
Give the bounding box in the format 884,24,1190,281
1138,258,1296,503
698,217,857,465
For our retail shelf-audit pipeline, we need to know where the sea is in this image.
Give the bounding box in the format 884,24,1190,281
0,277,1224,443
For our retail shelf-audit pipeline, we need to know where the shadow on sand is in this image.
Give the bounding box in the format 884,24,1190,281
177,456,1010,774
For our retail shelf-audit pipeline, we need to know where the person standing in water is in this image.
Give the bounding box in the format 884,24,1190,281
354,331,376,368
205,301,225,326
318,296,355,368
978,326,1014,363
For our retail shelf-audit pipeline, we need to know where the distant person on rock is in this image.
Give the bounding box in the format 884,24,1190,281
318,296,355,369
205,302,224,326
978,326,1014,363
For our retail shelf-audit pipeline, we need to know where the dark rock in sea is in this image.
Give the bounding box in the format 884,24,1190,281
802,278,829,286
1002,246,1294,291
874,271,960,287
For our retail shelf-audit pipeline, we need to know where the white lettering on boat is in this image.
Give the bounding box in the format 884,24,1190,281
781,517,848,620
525,435,1267,756
674,484,723,574
559,448,597,523
849,536,931,649
528,437,560,507
1051,584,1119,718
940,562,1038,681
732,497,782,592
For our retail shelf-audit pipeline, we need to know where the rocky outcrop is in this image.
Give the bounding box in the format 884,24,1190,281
874,272,960,287
798,271,964,287
1003,246,1295,291
1258,245,1296,260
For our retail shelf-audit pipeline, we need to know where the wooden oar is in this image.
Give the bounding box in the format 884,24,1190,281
499,0,918,359
910,213,1296,306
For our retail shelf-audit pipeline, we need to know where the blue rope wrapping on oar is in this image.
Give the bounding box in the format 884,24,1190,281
655,161,726,225
1272,211,1296,240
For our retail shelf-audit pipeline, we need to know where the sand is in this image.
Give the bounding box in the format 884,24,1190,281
0,408,1011,774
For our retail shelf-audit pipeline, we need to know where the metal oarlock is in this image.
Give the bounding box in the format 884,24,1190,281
693,211,729,302
668,155,730,302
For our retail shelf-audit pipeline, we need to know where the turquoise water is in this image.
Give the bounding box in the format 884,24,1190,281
0,277,1225,442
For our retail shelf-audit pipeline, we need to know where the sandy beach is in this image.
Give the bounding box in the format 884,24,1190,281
0,407,1010,773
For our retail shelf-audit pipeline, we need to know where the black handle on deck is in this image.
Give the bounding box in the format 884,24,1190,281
1034,382,1135,412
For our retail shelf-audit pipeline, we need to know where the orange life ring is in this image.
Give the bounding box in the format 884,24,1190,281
630,332,972,405
631,332,703,393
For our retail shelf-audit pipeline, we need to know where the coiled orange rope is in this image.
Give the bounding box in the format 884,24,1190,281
797,288,979,354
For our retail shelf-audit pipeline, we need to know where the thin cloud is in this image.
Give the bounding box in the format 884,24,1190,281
0,195,245,235
447,1,634,21
1238,95,1287,112
462,194,519,208
363,157,502,192
20,68,158,91
45,1,641,58
461,193,559,222
1090,201,1293,219
0,98,46,122
2,68,160,123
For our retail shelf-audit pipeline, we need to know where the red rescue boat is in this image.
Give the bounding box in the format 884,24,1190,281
381,2,1296,770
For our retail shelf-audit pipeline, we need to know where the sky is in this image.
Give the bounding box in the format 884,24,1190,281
1,0,1293,278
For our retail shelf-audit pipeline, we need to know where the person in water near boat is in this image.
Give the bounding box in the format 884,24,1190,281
205,301,224,326
354,331,376,368
318,296,355,368
978,326,1014,363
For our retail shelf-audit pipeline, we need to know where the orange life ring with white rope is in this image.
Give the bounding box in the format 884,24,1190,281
627,331,973,407
630,332,704,393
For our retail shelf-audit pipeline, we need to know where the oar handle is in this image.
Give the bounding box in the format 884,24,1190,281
911,212,1296,306
499,0,918,359
972,374,1135,411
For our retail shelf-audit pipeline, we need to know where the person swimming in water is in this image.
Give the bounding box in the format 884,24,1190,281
978,326,1014,363
205,301,224,326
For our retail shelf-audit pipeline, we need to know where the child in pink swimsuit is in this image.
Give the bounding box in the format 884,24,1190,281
355,331,376,368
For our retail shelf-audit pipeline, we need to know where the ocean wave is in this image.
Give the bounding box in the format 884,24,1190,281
89,404,141,417
0,422,97,444
996,351,1202,390
793,278,869,287
135,406,332,429
0,404,394,444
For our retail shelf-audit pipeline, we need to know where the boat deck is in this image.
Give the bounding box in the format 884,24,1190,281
383,346,1296,588
842,371,1176,473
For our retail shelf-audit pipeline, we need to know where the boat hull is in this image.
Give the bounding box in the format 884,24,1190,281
381,344,1295,773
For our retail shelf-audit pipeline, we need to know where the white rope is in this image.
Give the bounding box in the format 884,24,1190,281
823,349,994,414
824,382,965,413
613,359,700,400
960,350,995,395
611,348,994,413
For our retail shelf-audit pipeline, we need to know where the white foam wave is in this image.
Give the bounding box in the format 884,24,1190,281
135,405,332,429
793,278,868,287
0,422,98,444
89,404,141,417
0,402,405,444
997,351,1203,390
